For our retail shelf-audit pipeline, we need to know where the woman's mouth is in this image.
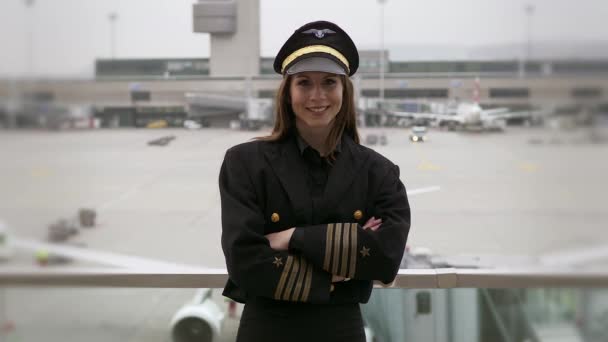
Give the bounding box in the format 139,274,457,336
307,106,329,113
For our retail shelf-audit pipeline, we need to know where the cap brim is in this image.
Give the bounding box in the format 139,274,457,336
285,56,346,75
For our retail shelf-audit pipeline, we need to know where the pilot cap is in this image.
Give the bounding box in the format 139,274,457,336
273,20,359,77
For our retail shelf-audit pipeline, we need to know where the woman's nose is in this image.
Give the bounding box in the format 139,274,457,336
310,85,326,100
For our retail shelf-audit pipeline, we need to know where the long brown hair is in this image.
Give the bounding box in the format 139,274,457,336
258,74,360,158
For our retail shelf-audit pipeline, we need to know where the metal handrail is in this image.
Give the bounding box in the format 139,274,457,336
1,267,607,288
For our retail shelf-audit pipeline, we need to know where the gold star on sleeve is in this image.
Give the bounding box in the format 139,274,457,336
360,246,370,258
273,256,284,268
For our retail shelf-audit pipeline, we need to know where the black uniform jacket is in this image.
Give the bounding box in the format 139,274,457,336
219,134,410,305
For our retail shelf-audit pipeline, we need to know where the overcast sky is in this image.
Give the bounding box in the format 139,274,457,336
0,0,607,77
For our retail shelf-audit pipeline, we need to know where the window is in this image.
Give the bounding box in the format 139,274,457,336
572,87,602,98
362,88,448,98
489,88,529,98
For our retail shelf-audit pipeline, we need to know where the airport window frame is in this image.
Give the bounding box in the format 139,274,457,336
571,87,602,98
489,88,530,98
361,88,448,99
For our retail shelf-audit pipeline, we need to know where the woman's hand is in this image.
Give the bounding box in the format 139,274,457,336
363,216,382,231
265,228,295,251
332,275,349,282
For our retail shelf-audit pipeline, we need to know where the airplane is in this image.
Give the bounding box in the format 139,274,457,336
185,77,274,130
4,185,441,342
185,92,274,130
183,119,202,130
387,78,543,132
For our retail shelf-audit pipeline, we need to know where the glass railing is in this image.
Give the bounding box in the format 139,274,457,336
364,287,608,342
2,269,608,342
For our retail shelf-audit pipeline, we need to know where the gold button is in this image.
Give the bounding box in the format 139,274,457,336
271,213,280,223
353,210,363,220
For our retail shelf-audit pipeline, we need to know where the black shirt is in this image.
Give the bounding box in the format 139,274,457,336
296,134,341,223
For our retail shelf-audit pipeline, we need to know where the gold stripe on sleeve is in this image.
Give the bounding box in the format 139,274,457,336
301,263,313,302
282,256,300,301
291,257,307,302
324,223,334,271
348,223,358,278
274,255,293,300
340,223,351,277
332,223,343,275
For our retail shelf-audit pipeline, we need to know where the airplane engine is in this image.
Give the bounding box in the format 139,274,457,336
466,111,481,125
170,289,225,342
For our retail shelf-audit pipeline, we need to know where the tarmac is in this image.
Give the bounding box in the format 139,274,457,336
0,126,607,341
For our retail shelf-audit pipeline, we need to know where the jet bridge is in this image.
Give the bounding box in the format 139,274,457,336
185,92,273,129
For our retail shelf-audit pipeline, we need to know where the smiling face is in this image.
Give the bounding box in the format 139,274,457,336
289,71,344,131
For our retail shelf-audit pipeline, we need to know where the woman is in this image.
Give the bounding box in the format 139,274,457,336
219,20,410,342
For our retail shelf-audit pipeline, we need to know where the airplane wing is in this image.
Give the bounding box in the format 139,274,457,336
407,186,441,195
481,107,510,116
390,111,441,120
185,92,249,111
483,109,547,122
11,186,441,269
389,111,467,124
13,238,212,272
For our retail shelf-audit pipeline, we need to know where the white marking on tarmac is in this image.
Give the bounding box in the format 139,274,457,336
97,175,158,211
407,186,441,196
540,244,608,267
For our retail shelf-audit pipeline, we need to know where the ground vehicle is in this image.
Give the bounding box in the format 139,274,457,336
170,289,224,342
146,119,169,129
0,220,14,260
183,119,202,130
410,126,428,142
148,135,176,146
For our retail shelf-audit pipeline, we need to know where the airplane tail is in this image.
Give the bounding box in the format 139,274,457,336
472,77,481,104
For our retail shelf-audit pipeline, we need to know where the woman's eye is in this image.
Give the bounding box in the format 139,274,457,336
324,78,337,85
296,80,310,86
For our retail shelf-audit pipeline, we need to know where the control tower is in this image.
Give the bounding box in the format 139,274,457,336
192,0,260,77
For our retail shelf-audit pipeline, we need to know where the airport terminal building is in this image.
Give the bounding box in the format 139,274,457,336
1,57,608,129
0,0,607,129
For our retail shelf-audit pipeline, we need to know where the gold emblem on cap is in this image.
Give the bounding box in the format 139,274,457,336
271,213,280,223
281,45,350,74
353,210,363,220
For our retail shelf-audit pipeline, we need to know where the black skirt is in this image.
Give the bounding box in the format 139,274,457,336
236,297,366,342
